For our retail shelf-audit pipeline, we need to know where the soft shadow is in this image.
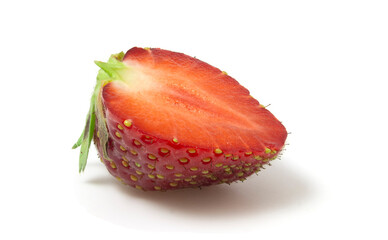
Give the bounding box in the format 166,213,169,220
85,176,113,185
113,159,314,218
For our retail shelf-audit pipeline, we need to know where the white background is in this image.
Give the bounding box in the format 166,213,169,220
1,0,387,239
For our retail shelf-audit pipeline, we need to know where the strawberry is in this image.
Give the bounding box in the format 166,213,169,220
73,47,287,191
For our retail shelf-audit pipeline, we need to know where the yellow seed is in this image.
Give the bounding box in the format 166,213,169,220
255,163,262,167
175,173,183,177
122,156,129,162
190,167,198,171
120,145,127,151
245,151,252,156
245,163,252,166
224,167,231,172
202,157,211,163
115,131,121,138
115,177,122,182
148,174,155,179
160,148,169,153
117,124,124,130
172,138,178,143
136,170,143,175
244,167,250,172
263,158,270,162
210,176,217,180
123,119,132,127
254,155,262,160
272,150,277,154
110,162,116,169
130,175,138,181
130,149,138,156
135,162,141,168
179,158,188,163
214,148,223,154
184,178,192,182
147,164,155,169
122,161,129,167
237,172,244,177
189,181,197,185
133,140,141,146
265,148,271,154
135,185,143,190
156,174,164,179
225,171,232,175
188,149,196,154
148,154,157,160
165,165,174,170
222,71,228,75
204,174,212,178
232,156,239,160
96,131,100,138
225,153,232,158
223,165,229,168
154,186,161,190
170,182,178,187
202,170,209,174
215,163,223,167
230,165,236,168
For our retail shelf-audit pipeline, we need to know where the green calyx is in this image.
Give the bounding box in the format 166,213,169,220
73,52,126,172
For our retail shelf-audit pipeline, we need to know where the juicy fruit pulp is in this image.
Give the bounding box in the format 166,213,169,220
73,47,287,191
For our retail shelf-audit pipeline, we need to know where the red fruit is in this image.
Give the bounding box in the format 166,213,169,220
73,47,287,191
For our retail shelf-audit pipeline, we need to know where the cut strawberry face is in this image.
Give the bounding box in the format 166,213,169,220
73,47,287,191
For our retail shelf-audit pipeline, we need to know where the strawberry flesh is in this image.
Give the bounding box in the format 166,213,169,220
104,48,286,151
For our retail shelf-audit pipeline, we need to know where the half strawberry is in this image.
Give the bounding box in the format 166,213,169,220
73,47,287,191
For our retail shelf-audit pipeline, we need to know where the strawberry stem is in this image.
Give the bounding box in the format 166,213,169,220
73,52,126,172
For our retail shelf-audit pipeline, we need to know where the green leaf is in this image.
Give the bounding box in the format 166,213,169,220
72,130,84,149
94,53,126,80
73,51,126,172
78,107,96,172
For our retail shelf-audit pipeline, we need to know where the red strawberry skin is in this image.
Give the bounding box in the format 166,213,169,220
76,47,287,191
94,112,282,191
